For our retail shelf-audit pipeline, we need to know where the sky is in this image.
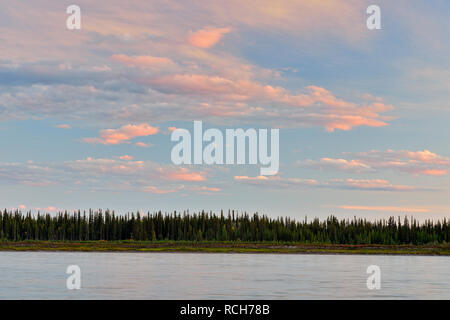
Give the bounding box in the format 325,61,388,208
0,0,449,221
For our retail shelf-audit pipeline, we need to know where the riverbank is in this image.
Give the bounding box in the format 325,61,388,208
0,241,449,255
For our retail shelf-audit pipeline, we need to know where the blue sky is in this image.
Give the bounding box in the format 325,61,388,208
0,0,449,221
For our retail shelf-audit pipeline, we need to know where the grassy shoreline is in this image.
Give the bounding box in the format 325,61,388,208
0,241,449,256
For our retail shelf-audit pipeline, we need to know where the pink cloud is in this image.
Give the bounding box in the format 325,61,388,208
339,205,430,213
402,150,447,164
135,142,151,147
418,169,447,176
339,179,416,191
234,175,269,181
323,116,388,132
111,54,175,69
234,175,319,189
312,158,371,172
65,157,209,191
56,124,71,129
84,124,159,145
143,186,177,194
119,155,134,160
163,167,206,182
0,2,400,134
302,149,450,176
189,27,231,48
191,186,221,192
69,157,208,183
145,74,393,131
8,157,209,193
235,175,418,192
34,206,58,213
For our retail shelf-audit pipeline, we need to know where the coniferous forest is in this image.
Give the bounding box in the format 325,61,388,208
0,209,448,245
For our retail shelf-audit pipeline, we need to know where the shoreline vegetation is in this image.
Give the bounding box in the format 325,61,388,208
0,240,449,255
1,209,449,255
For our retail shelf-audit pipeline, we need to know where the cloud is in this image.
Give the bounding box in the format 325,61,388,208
418,169,447,176
143,75,393,131
189,27,231,48
234,175,269,181
162,167,206,182
300,149,450,176
135,142,152,147
0,157,209,194
83,124,159,145
0,162,57,187
191,186,221,192
0,27,394,132
331,179,417,192
234,175,421,192
110,54,175,69
119,155,134,160
143,186,178,194
338,205,430,213
144,185,220,194
0,0,376,64
0,19,393,133
401,150,448,164
34,206,58,213
68,157,207,182
56,124,71,129
234,175,319,189
302,158,372,172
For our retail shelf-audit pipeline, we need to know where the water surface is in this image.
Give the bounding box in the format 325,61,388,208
0,252,448,299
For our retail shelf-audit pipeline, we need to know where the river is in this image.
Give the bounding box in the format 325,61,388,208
0,252,448,299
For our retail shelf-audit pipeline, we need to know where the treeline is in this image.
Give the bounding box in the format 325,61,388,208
0,209,448,244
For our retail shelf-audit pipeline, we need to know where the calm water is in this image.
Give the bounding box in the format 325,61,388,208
0,252,448,299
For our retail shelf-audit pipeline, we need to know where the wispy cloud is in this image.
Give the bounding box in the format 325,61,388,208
55,124,71,129
234,176,431,192
83,124,159,145
189,27,231,48
119,155,134,160
111,54,175,69
300,149,450,176
135,142,152,147
0,59,393,131
0,157,214,195
143,186,179,194
331,179,417,192
162,167,206,182
338,205,430,213
234,176,421,192
0,1,394,133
